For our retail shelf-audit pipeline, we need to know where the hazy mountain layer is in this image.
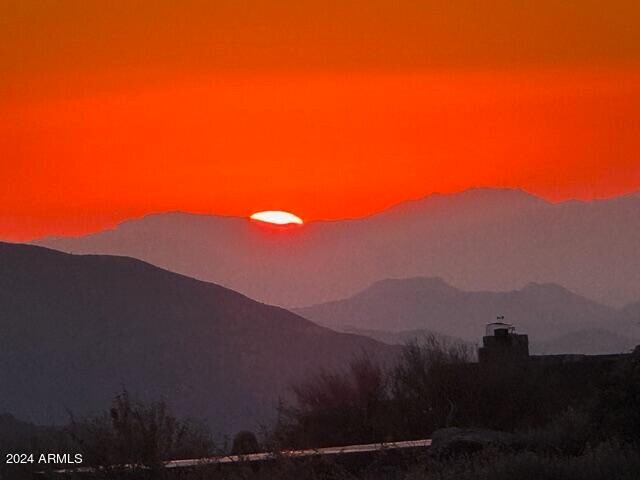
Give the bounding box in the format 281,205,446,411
34,189,640,308
338,326,637,356
294,277,637,344
531,329,639,355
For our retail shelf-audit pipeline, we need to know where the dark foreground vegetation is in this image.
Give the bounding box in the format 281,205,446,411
2,336,640,479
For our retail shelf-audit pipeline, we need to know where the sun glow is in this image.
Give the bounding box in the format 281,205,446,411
250,211,304,225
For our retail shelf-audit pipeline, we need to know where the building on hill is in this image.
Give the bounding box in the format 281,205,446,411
478,319,634,367
478,321,529,365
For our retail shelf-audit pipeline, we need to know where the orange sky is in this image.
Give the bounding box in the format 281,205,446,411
1,1,639,240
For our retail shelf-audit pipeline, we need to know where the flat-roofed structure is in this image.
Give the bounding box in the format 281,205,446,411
478,321,529,365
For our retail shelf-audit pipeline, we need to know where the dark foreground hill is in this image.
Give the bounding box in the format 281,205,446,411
0,242,395,434
35,188,640,308
294,277,638,346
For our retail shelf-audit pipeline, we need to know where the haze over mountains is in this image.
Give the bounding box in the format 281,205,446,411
335,326,638,357
0,242,394,434
35,188,640,308
294,277,639,354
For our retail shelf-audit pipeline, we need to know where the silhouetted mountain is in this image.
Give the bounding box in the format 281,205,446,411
620,301,640,326
294,277,635,342
0,242,394,434
34,188,640,308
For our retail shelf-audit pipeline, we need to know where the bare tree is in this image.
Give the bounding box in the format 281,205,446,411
68,389,213,477
275,356,393,448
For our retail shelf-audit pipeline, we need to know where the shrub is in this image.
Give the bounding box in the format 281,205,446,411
514,407,594,456
409,441,640,480
232,431,260,455
592,346,640,444
67,389,214,476
390,336,474,436
274,356,395,448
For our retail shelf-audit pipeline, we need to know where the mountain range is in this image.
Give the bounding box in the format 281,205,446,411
34,188,640,308
0,242,394,434
336,325,638,356
294,277,639,350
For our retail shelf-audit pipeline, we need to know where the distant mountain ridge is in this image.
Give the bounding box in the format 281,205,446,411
0,242,395,434
532,329,639,355
293,277,638,347
33,188,640,308
335,325,638,356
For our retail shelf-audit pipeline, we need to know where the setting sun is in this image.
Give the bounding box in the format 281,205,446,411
250,211,304,225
